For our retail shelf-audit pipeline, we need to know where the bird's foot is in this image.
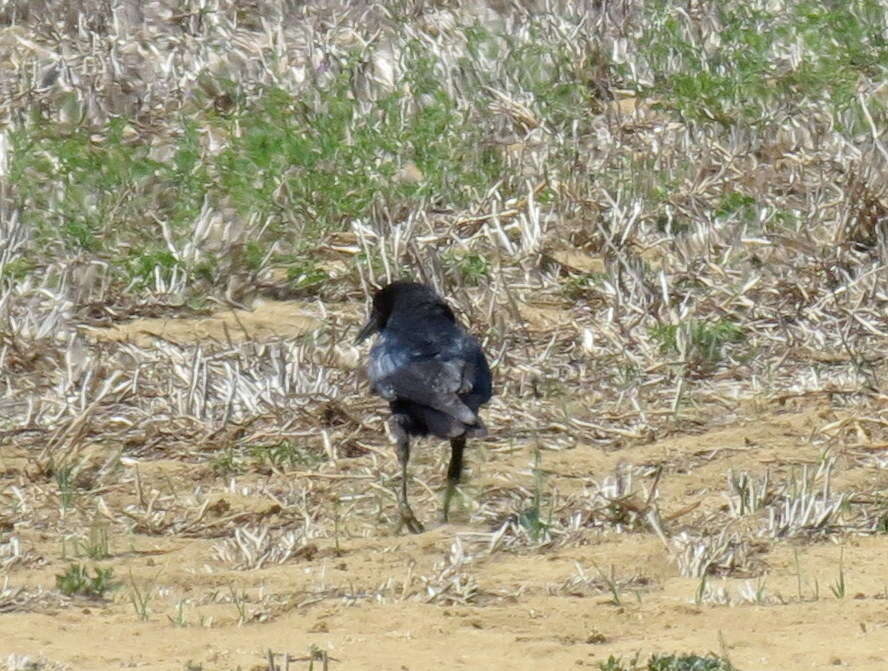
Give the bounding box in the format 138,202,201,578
441,482,459,524
397,506,425,534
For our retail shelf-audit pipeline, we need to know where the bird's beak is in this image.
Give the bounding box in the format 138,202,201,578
354,314,378,344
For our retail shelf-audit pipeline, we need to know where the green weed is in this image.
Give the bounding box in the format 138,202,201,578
53,465,79,510
517,445,551,541
632,1,888,126
830,547,847,599
650,319,745,369
55,564,116,598
599,652,736,671
128,569,159,621
452,253,490,285
247,441,325,471
66,523,111,560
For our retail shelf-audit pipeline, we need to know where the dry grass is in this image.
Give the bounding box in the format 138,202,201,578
2,0,888,669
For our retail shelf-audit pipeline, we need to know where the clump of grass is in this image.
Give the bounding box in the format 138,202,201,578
725,469,772,517
283,257,330,295
212,525,309,570
53,464,79,510
127,569,159,621
210,447,245,476
451,252,491,285
79,522,111,559
228,585,249,625
650,319,745,371
62,523,111,560
599,652,736,671
55,563,115,598
830,547,847,599
516,446,551,542
212,442,324,475
247,441,325,472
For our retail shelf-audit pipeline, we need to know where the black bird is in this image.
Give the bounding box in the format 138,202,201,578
355,281,493,533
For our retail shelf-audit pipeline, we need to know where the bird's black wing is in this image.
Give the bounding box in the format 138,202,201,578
459,340,493,410
368,334,478,424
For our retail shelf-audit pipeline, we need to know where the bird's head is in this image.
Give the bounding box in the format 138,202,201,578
355,281,453,343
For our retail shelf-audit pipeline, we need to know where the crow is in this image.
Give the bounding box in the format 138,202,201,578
355,281,493,533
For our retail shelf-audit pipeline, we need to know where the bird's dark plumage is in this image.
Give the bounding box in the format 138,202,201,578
356,281,493,533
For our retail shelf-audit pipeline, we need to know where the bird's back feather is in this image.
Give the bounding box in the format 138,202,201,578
368,313,491,439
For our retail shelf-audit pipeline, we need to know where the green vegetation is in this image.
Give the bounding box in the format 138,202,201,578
650,319,746,368
635,0,888,126
453,252,491,285
8,1,887,298
212,441,324,474
599,653,737,671
10,47,512,292
63,523,111,561
517,446,551,541
127,569,159,621
55,564,116,598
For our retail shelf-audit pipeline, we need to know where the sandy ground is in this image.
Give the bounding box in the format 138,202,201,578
2,306,887,671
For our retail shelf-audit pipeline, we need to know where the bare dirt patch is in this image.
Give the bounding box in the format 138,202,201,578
86,299,322,347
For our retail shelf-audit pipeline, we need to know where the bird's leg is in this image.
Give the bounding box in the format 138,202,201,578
442,434,466,523
390,415,424,534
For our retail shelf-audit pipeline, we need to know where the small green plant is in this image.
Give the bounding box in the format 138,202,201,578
793,547,820,601
55,563,115,598
128,569,159,621
127,249,180,288
0,258,35,283
211,447,245,475
715,191,756,220
517,445,550,542
168,599,188,627
62,524,111,561
54,464,78,510
747,576,768,604
306,645,329,671
694,573,708,606
248,441,324,471
650,319,745,368
332,497,343,557
284,257,329,293
453,253,490,285
794,547,804,601
228,585,249,625
562,273,599,299
590,559,623,606
79,523,111,560
830,547,846,599
599,652,736,671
